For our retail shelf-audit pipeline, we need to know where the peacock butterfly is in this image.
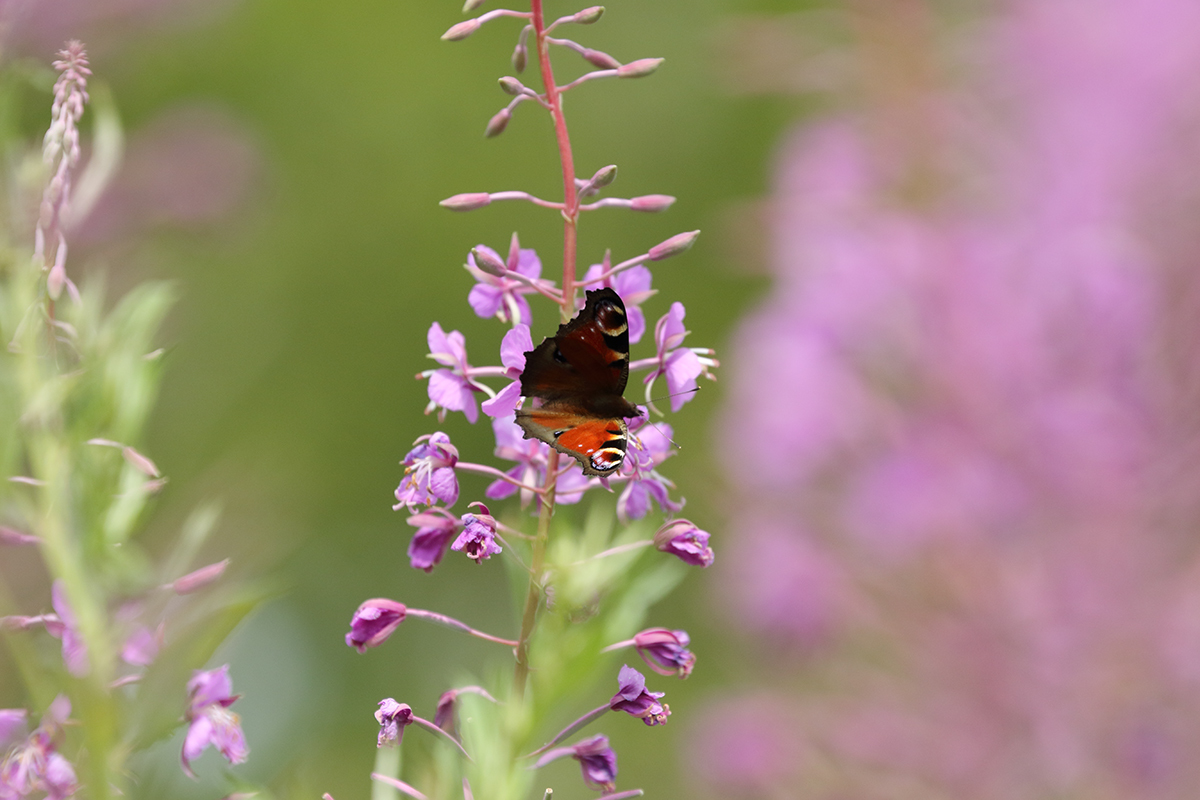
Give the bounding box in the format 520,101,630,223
516,288,642,476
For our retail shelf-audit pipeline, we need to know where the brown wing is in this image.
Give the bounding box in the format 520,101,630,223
515,406,629,476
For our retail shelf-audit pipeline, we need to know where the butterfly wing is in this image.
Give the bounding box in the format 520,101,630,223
516,288,641,476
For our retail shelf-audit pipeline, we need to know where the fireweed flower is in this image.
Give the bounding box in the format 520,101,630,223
617,416,682,523
393,433,459,511
581,258,654,344
639,302,716,413
406,508,461,572
422,323,484,423
653,519,714,567
375,699,415,748
466,234,553,326
632,628,695,678
181,666,248,778
486,416,589,506
572,735,619,792
451,503,502,564
121,623,162,667
480,324,532,418
0,697,76,800
45,581,88,677
609,664,670,726
345,598,407,653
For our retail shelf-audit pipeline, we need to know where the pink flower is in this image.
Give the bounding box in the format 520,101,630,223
632,628,695,678
181,665,248,778
653,519,714,567
609,664,670,726
616,416,682,523
375,699,414,748
466,234,550,326
480,324,531,418
642,302,714,413
406,508,460,572
345,598,407,653
423,323,482,423
582,258,655,344
0,697,75,800
393,433,459,511
486,417,590,507
46,581,89,677
451,504,502,564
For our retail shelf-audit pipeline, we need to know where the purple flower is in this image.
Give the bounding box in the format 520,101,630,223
481,324,532,418
121,623,161,667
433,690,458,734
375,699,414,748
617,416,682,523
487,416,590,507
643,302,716,413
653,519,714,567
609,664,670,726
393,433,459,511
571,734,619,792
423,323,483,423
406,508,460,572
466,234,550,326
582,257,655,344
47,581,89,677
633,628,695,678
182,665,248,778
0,697,76,800
0,710,26,749
345,598,407,653
451,504,502,564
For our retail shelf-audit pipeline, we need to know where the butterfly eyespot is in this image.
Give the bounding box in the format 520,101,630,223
552,347,567,364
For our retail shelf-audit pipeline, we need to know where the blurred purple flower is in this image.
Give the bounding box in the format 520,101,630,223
0,697,76,800
616,416,682,523
480,324,531,418
466,233,549,326
423,324,483,423
451,504,502,564
582,257,654,344
46,581,89,677
609,664,670,726
181,665,247,778
120,623,161,667
375,699,414,748
653,519,713,567
345,598,407,653
406,508,460,572
393,433,459,511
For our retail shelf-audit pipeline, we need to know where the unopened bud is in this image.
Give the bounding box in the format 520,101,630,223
631,194,676,212
512,43,528,73
583,49,621,70
170,559,230,594
618,58,664,78
589,165,618,189
573,6,605,24
47,262,66,300
485,108,511,138
440,193,492,211
498,76,525,96
462,0,487,11
471,247,508,276
0,526,39,546
122,446,160,477
648,229,700,261
442,19,481,41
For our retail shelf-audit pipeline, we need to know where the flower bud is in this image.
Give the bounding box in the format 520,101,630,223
462,0,488,11
512,42,528,72
618,58,664,78
648,229,700,261
122,446,160,477
0,526,39,545
345,598,407,653
631,194,676,212
498,76,525,96
485,108,511,138
47,262,66,299
573,6,605,24
653,518,714,566
589,164,618,189
442,19,481,41
440,192,492,211
471,247,508,277
583,49,621,70
170,559,230,594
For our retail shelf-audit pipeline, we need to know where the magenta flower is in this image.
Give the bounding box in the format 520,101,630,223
466,234,550,326
653,519,714,567
433,689,459,734
406,508,460,572
0,697,75,800
46,581,88,677
616,417,682,523
486,416,590,506
480,324,532,418
633,628,695,678
0,711,26,748
375,699,415,748
609,664,670,726
120,624,162,667
422,323,483,423
451,504,502,564
642,302,715,413
182,665,248,778
582,257,655,344
345,598,407,653
572,734,619,792
393,433,459,511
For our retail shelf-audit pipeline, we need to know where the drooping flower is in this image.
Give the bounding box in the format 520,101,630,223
345,598,407,653
422,323,484,423
46,581,89,677
632,628,695,678
480,324,531,418
653,519,714,567
375,699,415,748
571,734,619,792
609,664,670,726
181,665,248,778
393,433,459,511
451,504,502,564
582,257,655,344
406,508,461,572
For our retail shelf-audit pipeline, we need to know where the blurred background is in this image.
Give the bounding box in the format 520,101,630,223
5,0,1200,798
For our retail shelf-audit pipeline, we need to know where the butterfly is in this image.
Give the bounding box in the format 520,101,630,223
516,288,642,476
